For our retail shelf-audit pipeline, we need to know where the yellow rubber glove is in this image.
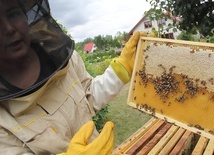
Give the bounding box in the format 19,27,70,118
61,121,114,155
111,31,155,84
110,32,140,84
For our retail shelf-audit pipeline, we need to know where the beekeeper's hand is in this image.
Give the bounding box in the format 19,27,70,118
58,121,114,155
111,31,155,84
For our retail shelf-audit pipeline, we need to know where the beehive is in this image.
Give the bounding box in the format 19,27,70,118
128,37,214,140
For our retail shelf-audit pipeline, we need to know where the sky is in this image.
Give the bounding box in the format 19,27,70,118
49,0,151,42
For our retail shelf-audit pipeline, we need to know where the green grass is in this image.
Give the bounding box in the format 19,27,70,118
103,83,151,148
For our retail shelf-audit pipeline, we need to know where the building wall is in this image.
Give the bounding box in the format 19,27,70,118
91,44,97,53
132,17,181,39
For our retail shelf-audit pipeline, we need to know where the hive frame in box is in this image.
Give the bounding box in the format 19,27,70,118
128,37,214,140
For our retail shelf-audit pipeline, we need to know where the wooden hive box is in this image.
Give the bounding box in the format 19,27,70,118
113,37,214,155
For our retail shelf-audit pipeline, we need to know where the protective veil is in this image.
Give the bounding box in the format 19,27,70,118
0,0,74,101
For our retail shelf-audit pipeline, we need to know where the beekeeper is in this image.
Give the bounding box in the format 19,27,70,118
0,0,142,154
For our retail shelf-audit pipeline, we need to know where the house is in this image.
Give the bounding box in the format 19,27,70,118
83,42,97,54
128,9,181,39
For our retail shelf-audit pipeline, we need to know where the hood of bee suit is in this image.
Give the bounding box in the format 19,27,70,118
0,0,74,101
19,0,74,67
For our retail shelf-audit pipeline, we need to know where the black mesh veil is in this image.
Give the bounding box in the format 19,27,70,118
16,0,54,23
18,0,50,24
18,0,75,68
0,0,75,101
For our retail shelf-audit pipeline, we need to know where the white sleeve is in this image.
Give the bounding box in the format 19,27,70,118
92,65,125,110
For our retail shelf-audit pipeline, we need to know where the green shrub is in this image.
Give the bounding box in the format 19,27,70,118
93,104,110,132
177,30,198,41
208,37,214,43
85,50,117,63
86,59,112,77
206,29,214,43
81,50,118,77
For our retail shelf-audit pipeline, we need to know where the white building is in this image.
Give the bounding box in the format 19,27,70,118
83,42,97,54
129,9,181,39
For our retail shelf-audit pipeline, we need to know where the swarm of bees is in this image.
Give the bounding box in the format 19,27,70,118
138,63,209,103
151,65,178,100
138,67,148,86
138,64,179,102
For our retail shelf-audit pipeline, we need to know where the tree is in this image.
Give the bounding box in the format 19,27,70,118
146,0,214,37
112,37,121,48
177,30,199,41
94,35,104,50
115,31,128,47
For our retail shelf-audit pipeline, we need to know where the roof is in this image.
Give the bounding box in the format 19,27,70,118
83,42,94,52
128,8,153,36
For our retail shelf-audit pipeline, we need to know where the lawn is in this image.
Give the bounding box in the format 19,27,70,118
103,82,151,148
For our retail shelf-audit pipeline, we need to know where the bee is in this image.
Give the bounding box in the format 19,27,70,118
151,108,155,114
169,66,176,74
143,104,148,111
160,109,163,114
195,78,200,83
136,104,139,109
195,124,204,130
175,95,186,103
158,64,166,72
188,124,193,127
209,130,214,135
201,80,206,86
209,78,214,85
146,45,150,51
190,48,195,53
166,42,171,47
